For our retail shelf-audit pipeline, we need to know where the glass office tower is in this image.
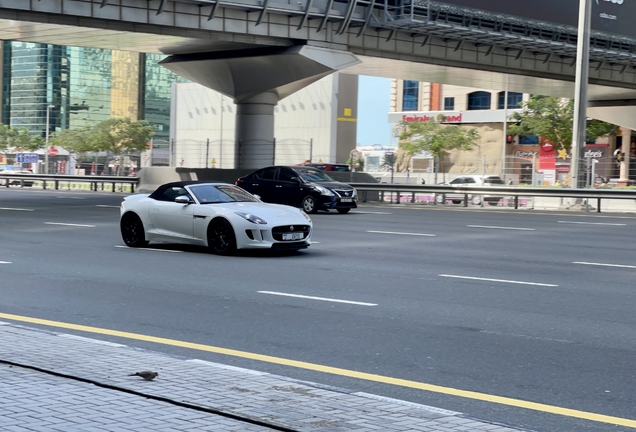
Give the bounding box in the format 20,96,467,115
1,41,184,165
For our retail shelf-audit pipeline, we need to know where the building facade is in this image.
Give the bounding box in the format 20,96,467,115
389,80,623,185
170,73,358,169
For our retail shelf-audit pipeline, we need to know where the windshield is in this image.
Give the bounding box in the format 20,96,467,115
296,169,334,182
484,177,505,185
189,184,260,204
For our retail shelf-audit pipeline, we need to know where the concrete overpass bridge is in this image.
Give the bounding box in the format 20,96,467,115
2,0,636,167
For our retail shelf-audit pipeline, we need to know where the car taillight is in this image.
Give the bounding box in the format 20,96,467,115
235,179,243,185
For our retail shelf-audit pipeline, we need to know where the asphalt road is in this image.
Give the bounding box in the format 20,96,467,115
1,187,635,432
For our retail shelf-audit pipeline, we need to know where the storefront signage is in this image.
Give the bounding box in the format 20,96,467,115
515,151,538,158
401,113,463,123
583,149,603,159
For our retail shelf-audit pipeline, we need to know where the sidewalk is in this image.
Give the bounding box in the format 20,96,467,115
0,321,534,432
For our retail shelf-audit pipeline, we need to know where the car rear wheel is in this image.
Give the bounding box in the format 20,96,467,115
120,213,149,247
451,199,462,205
302,195,318,214
208,219,236,255
337,208,351,214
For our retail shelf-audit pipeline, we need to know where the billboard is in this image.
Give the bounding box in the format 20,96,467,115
439,0,636,40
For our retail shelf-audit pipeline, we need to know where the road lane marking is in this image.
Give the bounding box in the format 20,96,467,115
574,262,636,269
0,261,11,264
438,274,558,287
0,207,34,212
96,205,120,208
467,225,535,231
367,230,435,237
0,312,634,428
351,211,393,214
44,222,95,228
558,221,626,226
258,291,377,306
114,245,182,253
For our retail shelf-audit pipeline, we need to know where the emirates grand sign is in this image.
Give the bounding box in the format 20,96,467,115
400,113,463,123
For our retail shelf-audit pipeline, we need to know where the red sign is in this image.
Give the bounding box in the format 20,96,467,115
47,146,58,157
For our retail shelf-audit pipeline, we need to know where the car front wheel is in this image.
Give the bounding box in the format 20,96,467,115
208,219,236,255
302,195,318,214
120,213,149,247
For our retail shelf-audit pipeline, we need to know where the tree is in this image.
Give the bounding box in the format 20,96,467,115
398,119,480,182
507,96,618,151
49,126,94,159
0,123,45,152
87,118,155,175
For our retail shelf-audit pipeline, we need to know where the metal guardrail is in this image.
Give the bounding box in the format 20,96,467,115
0,174,140,193
348,183,636,213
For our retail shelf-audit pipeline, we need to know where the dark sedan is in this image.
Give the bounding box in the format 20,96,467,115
236,165,357,214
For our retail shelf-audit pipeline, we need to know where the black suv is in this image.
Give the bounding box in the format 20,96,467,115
236,166,357,214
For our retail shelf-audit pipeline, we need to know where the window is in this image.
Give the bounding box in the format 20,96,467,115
159,187,188,202
444,97,454,110
518,135,539,145
279,168,297,182
402,80,419,111
467,91,491,110
497,92,523,109
256,167,277,180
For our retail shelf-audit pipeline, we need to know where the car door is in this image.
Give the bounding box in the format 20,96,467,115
448,177,465,199
149,186,195,239
276,167,303,206
243,167,278,203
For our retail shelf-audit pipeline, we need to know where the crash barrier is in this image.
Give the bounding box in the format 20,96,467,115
347,183,636,213
0,173,140,193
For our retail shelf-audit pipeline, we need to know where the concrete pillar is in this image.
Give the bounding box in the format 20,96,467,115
236,91,278,168
619,127,631,184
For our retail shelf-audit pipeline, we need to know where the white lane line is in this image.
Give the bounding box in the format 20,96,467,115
438,274,558,287
467,225,535,231
0,207,34,212
0,261,11,264
44,222,95,228
367,230,435,237
258,291,377,306
558,221,626,226
96,205,120,208
351,211,393,215
574,261,636,269
57,196,86,200
114,245,182,253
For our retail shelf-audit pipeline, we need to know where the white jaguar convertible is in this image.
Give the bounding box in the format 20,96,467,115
119,181,312,255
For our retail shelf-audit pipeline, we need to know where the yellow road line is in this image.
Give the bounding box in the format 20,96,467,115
1,311,634,429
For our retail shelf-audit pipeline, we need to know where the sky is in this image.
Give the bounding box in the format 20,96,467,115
356,75,396,148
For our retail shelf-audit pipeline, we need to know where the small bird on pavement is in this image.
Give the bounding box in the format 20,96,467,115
128,371,158,381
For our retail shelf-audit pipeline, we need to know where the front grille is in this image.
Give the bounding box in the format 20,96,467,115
333,188,354,197
272,224,311,241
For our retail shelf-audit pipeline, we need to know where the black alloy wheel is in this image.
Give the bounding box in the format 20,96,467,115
337,208,351,214
208,219,236,255
120,213,149,247
302,195,318,214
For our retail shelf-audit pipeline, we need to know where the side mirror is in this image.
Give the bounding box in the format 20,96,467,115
253,194,262,200
175,195,191,204
290,176,301,183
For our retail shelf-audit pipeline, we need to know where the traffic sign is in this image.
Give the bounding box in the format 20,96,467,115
16,153,39,163
47,146,58,157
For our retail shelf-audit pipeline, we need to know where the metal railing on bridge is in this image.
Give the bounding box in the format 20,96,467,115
348,182,636,213
0,173,139,193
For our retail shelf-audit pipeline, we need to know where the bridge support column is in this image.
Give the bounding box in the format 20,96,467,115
159,46,360,169
236,92,278,168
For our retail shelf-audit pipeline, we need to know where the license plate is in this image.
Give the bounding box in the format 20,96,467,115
282,232,304,241
340,198,353,202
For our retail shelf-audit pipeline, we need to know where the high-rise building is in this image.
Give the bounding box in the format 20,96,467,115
0,41,184,171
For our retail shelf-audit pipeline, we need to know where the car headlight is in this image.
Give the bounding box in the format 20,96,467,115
301,210,312,222
235,212,267,224
312,185,334,196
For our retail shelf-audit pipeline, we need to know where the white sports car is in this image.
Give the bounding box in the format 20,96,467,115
120,181,312,255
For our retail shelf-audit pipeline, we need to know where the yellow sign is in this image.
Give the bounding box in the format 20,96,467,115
344,108,352,117
557,148,568,160
337,117,357,122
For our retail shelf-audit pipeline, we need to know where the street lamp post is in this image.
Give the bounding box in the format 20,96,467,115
45,104,54,174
